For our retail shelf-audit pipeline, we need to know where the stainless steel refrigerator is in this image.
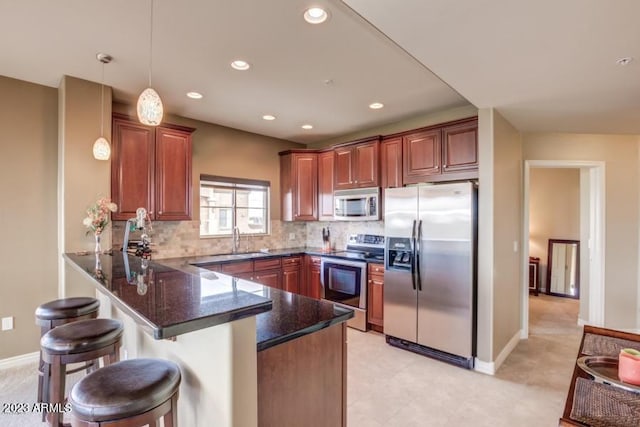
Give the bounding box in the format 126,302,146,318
384,182,477,368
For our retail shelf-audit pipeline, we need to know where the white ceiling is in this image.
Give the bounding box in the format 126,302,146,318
2,1,637,144
0,0,468,144
343,0,640,135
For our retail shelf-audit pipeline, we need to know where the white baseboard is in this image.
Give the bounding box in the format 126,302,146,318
474,358,495,375
474,329,522,376
577,318,587,326
0,351,39,370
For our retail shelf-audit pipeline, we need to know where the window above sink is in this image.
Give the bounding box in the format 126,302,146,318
199,175,270,238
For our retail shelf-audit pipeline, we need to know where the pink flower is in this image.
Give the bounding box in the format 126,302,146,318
84,197,118,235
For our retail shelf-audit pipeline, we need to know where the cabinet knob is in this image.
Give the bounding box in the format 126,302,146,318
443,164,447,169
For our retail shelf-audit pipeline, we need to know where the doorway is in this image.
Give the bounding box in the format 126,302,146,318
521,160,605,339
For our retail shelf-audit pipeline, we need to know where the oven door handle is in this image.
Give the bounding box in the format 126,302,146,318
411,220,417,290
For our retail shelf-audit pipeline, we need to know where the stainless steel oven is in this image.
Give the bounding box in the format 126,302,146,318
320,257,367,331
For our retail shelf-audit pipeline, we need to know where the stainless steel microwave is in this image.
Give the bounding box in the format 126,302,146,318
334,187,380,221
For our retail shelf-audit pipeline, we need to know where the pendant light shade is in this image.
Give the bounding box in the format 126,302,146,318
93,137,111,160
137,87,163,126
94,53,112,160
138,0,163,126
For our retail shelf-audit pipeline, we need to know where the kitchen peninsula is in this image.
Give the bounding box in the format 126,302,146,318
64,252,353,427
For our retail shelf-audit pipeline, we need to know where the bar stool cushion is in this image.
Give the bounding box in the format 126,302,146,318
35,297,99,321
70,358,181,422
41,318,123,355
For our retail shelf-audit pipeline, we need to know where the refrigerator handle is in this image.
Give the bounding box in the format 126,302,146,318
416,220,423,291
411,220,417,290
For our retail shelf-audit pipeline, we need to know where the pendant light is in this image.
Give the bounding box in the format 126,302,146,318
137,0,163,126
93,53,112,161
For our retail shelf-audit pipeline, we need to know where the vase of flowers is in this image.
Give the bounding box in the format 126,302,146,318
83,197,118,253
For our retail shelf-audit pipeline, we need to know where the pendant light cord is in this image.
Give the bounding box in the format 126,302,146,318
100,61,105,137
148,0,154,87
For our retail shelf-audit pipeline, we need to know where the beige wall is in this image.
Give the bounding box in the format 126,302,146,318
59,76,112,297
491,110,523,359
523,133,640,328
0,76,58,359
529,168,580,291
307,104,478,149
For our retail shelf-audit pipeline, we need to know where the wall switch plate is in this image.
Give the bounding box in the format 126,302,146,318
288,233,295,240
513,241,519,253
2,316,14,331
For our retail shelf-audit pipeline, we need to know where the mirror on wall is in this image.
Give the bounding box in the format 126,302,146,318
546,239,580,299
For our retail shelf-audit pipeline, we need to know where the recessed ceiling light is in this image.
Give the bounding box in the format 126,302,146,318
186,92,203,99
301,124,313,130
231,60,250,71
263,115,276,121
304,7,329,24
616,57,633,66
369,102,384,110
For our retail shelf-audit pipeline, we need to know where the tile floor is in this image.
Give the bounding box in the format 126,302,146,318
346,294,581,426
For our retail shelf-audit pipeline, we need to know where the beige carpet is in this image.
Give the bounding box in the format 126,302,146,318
0,295,580,426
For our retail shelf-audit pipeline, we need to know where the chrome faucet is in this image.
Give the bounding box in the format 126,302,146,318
232,226,240,254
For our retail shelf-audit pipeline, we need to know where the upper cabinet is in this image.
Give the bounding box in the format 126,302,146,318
111,115,194,221
380,136,403,189
280,151,318,221
402,117,478,185
334,137,380,190
317,150,335,221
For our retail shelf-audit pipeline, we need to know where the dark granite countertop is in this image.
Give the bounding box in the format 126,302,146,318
64,252,272,339
64,251,354,350
255,289,353,351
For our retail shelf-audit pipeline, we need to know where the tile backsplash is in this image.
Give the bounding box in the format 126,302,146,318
111,219,382,259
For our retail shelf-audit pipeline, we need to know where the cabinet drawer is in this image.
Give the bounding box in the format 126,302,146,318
282,256,301,269
221,261,254,274
308,256,321,266
254,258,282,271
368,263,384,275
202,264,221,272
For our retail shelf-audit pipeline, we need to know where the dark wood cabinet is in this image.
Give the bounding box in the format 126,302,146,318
334,137,380,190
402,117,478,185
282,256,301,294
254,269,281,289
111,118,155,221
380,136,402,189
111,115,194,221
367,263,384,331
154,127,192,220
280,151,318,221
402,129,441,184
441,120,479,174
304,255,322,300
318,150,335,221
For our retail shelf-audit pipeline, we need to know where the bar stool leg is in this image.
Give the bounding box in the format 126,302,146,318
163,394,179,427
48,354,66,427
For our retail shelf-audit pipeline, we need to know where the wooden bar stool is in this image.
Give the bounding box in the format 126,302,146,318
35,297,100,407
69,358,181,427
41,318,123,427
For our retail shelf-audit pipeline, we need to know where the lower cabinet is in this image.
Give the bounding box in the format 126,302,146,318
282,256,302,294
304,255,322,299
202,254,323,299
254,269,282,290
367,263,384,331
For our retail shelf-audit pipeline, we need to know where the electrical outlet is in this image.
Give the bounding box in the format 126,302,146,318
513,240,519,253
2,316,14,331
122,349,128,360
288,233,295,241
